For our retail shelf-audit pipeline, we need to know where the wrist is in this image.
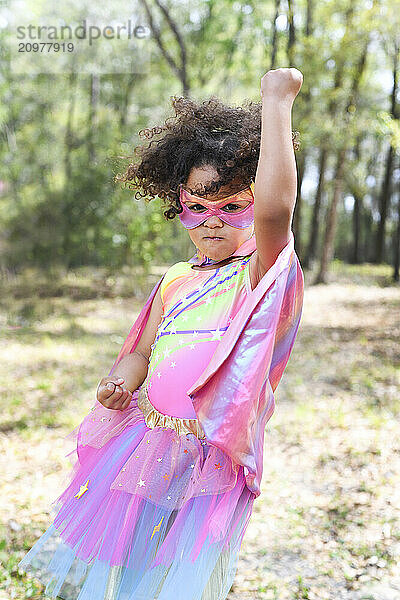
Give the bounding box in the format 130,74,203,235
260,90,294,108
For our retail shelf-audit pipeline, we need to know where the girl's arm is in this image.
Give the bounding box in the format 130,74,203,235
113,285,163,391
250,67,303,287
97,286,163,409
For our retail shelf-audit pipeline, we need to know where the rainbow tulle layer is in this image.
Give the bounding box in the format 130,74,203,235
18,393,255,600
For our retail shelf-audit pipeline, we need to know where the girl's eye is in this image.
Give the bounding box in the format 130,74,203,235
221,202,249,212
187,204,207,212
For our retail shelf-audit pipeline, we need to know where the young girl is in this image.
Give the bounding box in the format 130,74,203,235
18,67,304,600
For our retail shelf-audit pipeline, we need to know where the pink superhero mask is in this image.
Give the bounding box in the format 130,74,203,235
178,180,255,229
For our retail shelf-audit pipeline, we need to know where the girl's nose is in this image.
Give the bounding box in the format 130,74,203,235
204,215,224,227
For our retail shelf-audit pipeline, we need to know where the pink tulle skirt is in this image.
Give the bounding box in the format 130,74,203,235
18,387,256,600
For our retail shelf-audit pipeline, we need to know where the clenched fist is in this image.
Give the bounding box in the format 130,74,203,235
96,376,133,411
260,67,303,102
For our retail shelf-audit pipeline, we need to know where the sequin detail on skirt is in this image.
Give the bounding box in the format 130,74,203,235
136,384,206,440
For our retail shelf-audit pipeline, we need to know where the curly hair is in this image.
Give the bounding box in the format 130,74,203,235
115,95,300,220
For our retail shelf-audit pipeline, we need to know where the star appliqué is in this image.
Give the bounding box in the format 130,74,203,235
74,479,89,499
211,328,222,341
150,516,164,540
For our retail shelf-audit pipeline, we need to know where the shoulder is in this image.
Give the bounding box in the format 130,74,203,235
160,261,192,303
162,261,192,282
247,233,301,293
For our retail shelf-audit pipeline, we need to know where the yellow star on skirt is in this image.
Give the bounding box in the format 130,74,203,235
74,479,89,498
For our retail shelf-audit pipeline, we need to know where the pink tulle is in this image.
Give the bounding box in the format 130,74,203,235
52,391,252,569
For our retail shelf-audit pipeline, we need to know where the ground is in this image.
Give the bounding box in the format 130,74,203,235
0,262,399,600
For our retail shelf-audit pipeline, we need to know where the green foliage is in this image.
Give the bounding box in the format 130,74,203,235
0,0,399,272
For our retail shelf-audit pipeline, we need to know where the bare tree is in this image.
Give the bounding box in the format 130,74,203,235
139,0,190,97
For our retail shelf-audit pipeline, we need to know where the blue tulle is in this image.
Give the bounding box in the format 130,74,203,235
18,490,251,600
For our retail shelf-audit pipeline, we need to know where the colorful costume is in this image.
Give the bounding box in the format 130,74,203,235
18,232,304,600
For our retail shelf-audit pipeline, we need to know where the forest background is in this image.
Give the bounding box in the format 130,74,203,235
1,1,400,599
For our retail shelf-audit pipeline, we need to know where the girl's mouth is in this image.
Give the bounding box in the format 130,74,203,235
203,236,224,241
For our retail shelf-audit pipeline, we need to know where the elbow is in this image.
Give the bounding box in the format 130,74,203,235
255,208,294,232
254,196,296,224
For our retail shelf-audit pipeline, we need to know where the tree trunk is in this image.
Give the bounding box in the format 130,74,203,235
292,151,305,258
314,147,346,283
375,142,395,264
306,0,314,36
287,0,296,65
375,41,398,263
293,0,315,266
304,147,327,269
285,0,303,256
87,74,100,164
350,137,362,264
393,156,400,282
270,0,280,70
119,74,137,132
352,195,362,264
64,72,77,185
315,30,369,283
313,3,355,266
62,72,78,267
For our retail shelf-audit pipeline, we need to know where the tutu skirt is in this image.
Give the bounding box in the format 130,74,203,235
18,386,256,600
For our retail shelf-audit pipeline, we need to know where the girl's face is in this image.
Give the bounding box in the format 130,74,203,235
182,165,254,262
